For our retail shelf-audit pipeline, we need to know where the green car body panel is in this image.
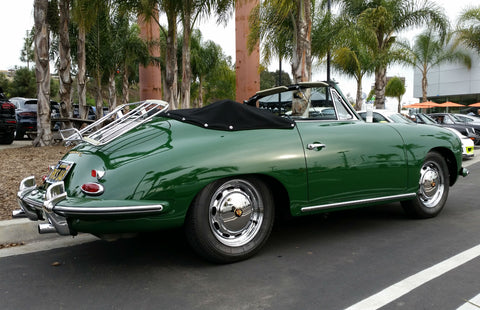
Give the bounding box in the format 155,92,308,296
29,116,461,235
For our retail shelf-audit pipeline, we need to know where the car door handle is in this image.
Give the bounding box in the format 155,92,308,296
307,143,326,150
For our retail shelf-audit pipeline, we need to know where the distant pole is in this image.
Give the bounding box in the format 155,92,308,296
278,57,282,104
278,57,282,86
326,0,331,82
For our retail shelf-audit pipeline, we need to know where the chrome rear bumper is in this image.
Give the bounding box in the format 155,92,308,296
15,176,165,236
16,177,73,235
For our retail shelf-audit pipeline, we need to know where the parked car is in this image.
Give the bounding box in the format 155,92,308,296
411,112,438,125
15,82,468,263
452,113,480,125
9,97,60,139
0,88,16,144
445,127,474,158
428,113,480,145
360,111,474,158
9,97,38,139
357,109,414,124
73,104,97,120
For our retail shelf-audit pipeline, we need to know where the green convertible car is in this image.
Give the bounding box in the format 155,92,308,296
15,82,469,263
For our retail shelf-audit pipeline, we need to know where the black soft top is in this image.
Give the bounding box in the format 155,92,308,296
161,99,295,131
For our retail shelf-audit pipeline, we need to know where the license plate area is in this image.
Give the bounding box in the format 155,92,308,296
46,160,74,183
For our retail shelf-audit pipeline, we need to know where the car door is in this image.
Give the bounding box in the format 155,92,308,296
297,89,408,209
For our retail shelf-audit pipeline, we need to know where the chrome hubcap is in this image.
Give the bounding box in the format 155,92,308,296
418,161,444,208
209,180,263,247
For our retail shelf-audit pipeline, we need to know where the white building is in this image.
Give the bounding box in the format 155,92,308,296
413,51,480,111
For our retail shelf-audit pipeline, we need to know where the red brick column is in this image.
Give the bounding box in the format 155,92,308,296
235,0,260,103
138,9,162,100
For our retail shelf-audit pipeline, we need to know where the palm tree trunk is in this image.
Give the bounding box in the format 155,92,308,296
122,64,129,106
422,70,428,102
77,27,87,119
165,12,178,110
356,76,363,111
374,66,387,109
108,72,116,111
94,73,103,120
181,10,192,109
198,75,204,108
58,0,72,128
292,0,312,83
33,0,52,146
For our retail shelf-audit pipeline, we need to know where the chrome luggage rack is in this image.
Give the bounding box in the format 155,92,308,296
60,99,169,146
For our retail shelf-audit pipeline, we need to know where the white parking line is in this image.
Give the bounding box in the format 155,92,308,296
345,244,480,310
457,293,480,309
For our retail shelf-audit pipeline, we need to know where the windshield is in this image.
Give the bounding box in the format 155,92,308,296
388,113,414,124
255,85,357,121
451,114,467,123
416,113,437,124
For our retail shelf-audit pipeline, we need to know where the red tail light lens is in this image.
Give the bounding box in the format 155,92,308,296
1,103,14,109
18,112,36,117
81,183,104,196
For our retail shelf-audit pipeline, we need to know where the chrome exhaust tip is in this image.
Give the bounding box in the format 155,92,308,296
12,209,26,218
38,223,57,234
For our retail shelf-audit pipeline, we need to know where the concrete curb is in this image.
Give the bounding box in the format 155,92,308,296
0,218,58,244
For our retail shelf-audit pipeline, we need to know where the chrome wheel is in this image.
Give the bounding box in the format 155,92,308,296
185,177,274,263
418,161,445,208
209,179,264,247
401,152,449,219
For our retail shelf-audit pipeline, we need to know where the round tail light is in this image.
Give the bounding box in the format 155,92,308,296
81,182,104,196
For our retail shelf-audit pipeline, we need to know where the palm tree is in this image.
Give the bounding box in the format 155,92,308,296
248,1,294,73
20,29,35,70
334,0,448,108
58,0,73,127
190,29,235,107
396,30,471,103
456,6,480,55
33,0,52,146
114,14,150,107
179,0,234,109
248,0,313,83
72,0,103,119
385,76,405,112
85,2,113,119
328,20,376,110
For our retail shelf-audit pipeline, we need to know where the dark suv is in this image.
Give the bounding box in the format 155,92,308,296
9,97,38,139
9,97,60,140
0,88,16,144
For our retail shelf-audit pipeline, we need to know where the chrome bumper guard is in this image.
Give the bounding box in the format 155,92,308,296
15,176,165,236
16,177,72,235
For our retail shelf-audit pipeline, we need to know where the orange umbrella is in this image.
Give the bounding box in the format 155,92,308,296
469,102,480,107
440,101,463,107
404,101,441,108
403,103,423,108
422,101,443,107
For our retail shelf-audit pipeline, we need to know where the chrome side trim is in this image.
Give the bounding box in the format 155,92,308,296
301,193,417,213
54,204,164,216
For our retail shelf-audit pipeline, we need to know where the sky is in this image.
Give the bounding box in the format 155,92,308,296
0,0,478,107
